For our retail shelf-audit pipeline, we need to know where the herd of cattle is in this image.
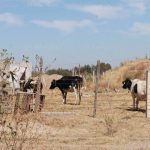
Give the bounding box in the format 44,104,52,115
49,76,148,111
51,77,147,110
0,60,148,111
0,61,84,105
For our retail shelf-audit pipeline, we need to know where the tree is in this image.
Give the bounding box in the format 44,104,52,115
46,68,72,76
46,62,111,76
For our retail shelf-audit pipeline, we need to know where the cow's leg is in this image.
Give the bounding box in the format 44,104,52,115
132,95,136,110
62,91,67,104
78,92,81,105
61,90,65,104
73,87,78,104
135,98,139,110
78,86,82,105
133,98,136,110
32,97,36,112
64,92,67,104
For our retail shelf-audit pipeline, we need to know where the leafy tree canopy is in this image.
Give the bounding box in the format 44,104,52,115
46,62,111,76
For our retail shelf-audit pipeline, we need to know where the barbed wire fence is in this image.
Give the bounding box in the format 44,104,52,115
62,59,150,118
2,57,148,124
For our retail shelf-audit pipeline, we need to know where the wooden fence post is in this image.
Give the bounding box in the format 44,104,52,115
78,64,81,76
14,93,20,115
93,60,100,118
93,69,95,84
35,56,43,112
72,68,75,76
146,70,150,118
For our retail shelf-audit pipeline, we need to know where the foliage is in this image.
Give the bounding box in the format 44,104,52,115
46,68,72,76
46,62,111,76
76,63,111,74
100,63,111,74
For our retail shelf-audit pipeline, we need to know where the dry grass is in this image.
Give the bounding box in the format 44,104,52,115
1,85,150,150
1,59,150,150
29,89,150,150
100,59,150,90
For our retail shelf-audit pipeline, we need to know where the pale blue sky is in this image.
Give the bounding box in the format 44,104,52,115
0,0,150,69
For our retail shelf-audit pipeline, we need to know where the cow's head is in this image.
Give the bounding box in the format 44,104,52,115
49,80,56,89
122,78,132,90
23,78,34,91
30,79,37,85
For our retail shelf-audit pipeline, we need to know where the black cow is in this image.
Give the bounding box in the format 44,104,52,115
23,79,43,93
49,76,83,104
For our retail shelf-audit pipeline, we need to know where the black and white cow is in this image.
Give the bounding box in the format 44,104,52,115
22,78,43,112
49,76,83,104
23,78,43,93
122,78,146,110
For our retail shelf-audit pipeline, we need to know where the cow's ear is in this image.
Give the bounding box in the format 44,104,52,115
52,79,55,83
126,78,130,81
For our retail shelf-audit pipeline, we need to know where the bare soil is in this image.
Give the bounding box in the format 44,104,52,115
2,72,150,150
33,87,150,150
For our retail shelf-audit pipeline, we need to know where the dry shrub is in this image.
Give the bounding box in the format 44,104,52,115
123,71,135,79
123,70,144,80
103,114,118,137
86,81,95,91
137,62,146,70
100,82,108,89
100,59,150,90
134,70,144,79
35,114,84,128
0,113,48,150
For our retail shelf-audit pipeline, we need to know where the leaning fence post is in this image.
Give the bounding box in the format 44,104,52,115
35,56,43,112
72,68,75,76
93,60,100,118
78,64,81,76
146,70,150,118
93,69,95,84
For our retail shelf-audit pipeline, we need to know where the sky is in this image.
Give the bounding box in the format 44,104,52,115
0,0,150,69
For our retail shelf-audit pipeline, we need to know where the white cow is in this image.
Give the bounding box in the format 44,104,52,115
122,78,146,110
2,61,32,92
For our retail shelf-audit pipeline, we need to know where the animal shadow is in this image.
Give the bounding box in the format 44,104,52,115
126,107,145,113
67,102,79,105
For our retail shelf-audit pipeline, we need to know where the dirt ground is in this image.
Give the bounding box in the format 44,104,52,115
1,87,150,150
31,88,150,150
